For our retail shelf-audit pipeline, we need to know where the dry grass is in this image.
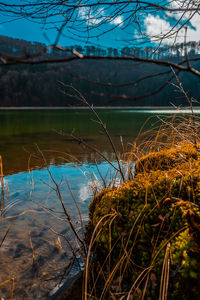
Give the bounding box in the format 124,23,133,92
0,155,5,211
0,278,14,300
84,111,200,300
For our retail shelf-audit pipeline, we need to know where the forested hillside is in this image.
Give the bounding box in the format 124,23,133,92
0,35,200,107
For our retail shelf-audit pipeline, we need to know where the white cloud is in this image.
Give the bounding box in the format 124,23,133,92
185,14,200,42
144,15,172,39
78,7,106,26
78,7,88,20
164,0,200,43
78,7,123,27
110,16,123,26
143,12,200,44
167,0,197,21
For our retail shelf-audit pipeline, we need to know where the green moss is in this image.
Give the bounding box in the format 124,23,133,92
87,144,200,298
135,143,200,174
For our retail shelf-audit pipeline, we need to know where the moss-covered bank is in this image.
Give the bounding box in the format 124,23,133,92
87,143,200,299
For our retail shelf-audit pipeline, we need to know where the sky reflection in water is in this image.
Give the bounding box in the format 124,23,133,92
1,160,117,299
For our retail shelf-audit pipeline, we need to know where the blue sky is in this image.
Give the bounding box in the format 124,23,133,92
0,1,200,48
0,9,139,48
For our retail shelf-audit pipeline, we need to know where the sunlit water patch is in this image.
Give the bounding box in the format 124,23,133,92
119,108,200,114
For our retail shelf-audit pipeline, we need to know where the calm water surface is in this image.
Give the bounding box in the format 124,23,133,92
0,108,196,299
0,109,155,174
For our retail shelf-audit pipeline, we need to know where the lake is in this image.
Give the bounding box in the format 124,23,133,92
0,108,197,299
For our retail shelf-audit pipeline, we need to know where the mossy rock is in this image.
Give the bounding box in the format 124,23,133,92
135,143,200,174
87,144,200,299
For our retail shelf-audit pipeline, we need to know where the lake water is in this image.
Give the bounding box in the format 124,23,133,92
0,108,197,299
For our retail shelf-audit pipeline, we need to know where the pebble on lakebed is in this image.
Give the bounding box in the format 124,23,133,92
86,143,200,299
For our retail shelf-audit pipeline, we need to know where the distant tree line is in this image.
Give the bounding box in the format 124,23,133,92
0,35,200,107
2,35,200,59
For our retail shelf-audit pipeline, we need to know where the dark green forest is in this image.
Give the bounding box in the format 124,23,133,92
1,35,200,107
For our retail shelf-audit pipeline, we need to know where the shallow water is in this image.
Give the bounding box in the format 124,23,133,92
0,107,198,299
0,161,115,299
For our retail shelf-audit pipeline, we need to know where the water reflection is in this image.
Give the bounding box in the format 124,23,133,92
0,160,117,299
0,109,154,175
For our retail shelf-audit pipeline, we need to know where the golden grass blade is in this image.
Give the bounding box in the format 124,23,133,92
0,220,15,248
0,155,5,210
0,278,14,300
